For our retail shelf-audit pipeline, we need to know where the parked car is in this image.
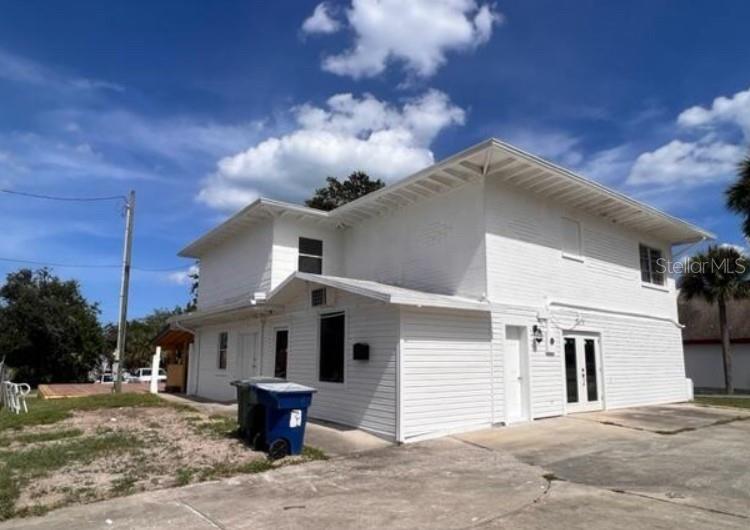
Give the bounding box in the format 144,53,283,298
93,372,115,384
129,368,167,383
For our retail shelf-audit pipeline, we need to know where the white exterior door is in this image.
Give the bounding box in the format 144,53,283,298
564,334,602,413
239,333,259,379
504,326,529,423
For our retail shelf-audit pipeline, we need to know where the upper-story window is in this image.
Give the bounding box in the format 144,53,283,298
639,244,664,286
299,237,323,274
561,217,582,258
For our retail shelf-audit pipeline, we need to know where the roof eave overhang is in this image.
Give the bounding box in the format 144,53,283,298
169,301,282,326
179,198,333,258
328,138,714,245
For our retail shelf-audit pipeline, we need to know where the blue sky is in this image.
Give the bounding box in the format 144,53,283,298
1,0,749,322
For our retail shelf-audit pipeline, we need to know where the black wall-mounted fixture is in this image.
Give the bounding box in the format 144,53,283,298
532,325,544,344
353,342,370,361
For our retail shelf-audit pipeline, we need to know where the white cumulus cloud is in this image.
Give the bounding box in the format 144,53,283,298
628,139,743,187
315,0,503,79
677,87,750,137
168,264,199,286
626,86,750,189
302,3,341,34
198,90,465,211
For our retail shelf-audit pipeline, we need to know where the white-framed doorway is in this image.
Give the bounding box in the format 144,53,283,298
238,332,259,379
504,325,531,424
563,333,603,413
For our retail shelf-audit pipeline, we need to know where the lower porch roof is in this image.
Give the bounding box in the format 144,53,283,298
169,273,490,327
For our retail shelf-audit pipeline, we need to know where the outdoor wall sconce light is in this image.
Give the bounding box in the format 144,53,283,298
532,325,544,344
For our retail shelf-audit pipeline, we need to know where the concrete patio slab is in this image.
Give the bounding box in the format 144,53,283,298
5,403,750,529
459,403,750,519
574,403,750,434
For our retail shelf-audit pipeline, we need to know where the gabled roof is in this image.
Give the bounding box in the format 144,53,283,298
180,138,714,258
328,138,714,244
180,198,333,258
268,272,490,312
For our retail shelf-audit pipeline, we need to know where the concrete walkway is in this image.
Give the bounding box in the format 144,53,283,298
159,393,391,457
4,403,750,529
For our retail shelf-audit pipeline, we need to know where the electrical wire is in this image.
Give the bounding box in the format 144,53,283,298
0,189,127,203
0,257,189,272
0,189,191,273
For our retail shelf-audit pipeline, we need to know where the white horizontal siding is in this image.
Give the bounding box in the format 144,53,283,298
263,290,399,438
489,305,563,420
484,178,679,320
343,184,487,299
193,320,260,401
197,220,273,309
401,308,492,440
588,313,690,408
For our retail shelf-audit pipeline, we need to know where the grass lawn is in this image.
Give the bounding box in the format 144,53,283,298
695,396,750,409
0,393,325,521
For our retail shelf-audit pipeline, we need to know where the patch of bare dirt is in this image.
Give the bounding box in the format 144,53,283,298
14,405,265,514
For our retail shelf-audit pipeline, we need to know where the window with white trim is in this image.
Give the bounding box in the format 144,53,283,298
561,217,582,257
298,237,323,274
639,244,664,285
217,331,228,370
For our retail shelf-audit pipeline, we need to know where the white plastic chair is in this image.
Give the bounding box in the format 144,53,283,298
2,382,30,414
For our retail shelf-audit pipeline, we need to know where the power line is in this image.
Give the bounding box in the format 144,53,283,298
0,189,127,203
0,256,189,272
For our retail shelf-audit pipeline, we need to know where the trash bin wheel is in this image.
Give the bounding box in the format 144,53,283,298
268,438,289,460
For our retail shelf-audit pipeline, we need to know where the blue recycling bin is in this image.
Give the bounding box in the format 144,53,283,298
230,377,283,444
252,382,316,459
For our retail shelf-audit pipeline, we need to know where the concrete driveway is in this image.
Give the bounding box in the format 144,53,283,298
4,403,750,529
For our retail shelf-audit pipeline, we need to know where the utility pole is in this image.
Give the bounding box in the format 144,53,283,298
113,190,135,393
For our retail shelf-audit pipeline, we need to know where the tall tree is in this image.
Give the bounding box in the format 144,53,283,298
305,171,385,211
679,246,750,394
726,153,750,237
0,268,105,385
187,265,199,311
104,307,183,369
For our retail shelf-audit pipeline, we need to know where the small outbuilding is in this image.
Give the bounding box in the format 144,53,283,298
679,298,750,392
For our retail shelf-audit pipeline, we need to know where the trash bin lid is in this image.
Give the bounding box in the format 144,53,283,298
253,382,317,393
231,377,284,387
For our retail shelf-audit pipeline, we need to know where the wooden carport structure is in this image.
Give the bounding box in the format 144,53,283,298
151,325,194,393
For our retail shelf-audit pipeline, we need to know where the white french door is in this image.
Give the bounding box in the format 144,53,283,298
563,334,603,413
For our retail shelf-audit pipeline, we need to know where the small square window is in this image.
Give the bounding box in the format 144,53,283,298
311,288,327,307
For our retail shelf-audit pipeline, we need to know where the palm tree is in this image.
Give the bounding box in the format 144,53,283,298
727,154,750,238
679,245,750,394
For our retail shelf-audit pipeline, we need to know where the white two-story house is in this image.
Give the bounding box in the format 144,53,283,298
169,138,712,443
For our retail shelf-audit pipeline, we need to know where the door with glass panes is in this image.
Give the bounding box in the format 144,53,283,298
563,334,603,413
